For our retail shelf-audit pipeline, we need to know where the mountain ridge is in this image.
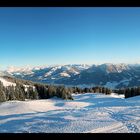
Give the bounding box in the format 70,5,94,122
4,63,140,89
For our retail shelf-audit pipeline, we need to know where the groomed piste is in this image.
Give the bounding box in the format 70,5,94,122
0,93,140,133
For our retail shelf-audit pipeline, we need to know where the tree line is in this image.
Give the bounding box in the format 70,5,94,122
0,77,113,102
114,87,140,98
1,76,140,102
71,86,112,95
0,81,74,102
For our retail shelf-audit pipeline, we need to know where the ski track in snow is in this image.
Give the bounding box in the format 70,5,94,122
0,93,140,133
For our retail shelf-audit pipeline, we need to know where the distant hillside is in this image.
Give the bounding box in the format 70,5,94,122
0,75,73,102
6,63,140,89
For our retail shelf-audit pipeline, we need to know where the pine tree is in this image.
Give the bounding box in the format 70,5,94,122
61,87,68,99
84,88,89,93
0,82,6,102
27,86,38,99
125,88,131,98
95,87,99,93
6,86,16,100
102,87,106,94
136,87,140,96
106,88,112,95
34,84,47,99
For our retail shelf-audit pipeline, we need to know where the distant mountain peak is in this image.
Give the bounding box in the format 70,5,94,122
5,63,140,89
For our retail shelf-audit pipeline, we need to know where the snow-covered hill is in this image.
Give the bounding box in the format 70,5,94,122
0,93,140,133
0,74,35,94
0,77,16,87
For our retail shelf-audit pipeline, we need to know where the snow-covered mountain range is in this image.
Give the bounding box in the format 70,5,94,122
5,63,140,89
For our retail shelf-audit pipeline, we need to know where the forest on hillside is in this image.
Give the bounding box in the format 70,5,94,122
0,76,140,102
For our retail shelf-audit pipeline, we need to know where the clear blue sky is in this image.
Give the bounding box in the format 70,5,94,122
1,7,140,69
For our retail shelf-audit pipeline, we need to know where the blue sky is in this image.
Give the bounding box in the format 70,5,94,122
1,7,140,69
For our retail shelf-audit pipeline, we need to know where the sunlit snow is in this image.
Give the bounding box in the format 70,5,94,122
0,93,140,133
0,77,16,87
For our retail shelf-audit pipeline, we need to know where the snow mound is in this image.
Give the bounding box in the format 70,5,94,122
110,93,125,99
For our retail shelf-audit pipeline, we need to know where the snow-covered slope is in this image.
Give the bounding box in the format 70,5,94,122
0,93,140,133
0,75,35,93
0,77,16,87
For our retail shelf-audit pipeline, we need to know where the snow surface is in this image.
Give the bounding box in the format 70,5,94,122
0,77,16,87
109,93,124,98
60,72,71,77
0,93,140,133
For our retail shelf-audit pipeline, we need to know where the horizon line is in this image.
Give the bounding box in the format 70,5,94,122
1,62,140,71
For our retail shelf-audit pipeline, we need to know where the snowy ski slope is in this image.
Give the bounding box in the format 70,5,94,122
0,93,140,133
